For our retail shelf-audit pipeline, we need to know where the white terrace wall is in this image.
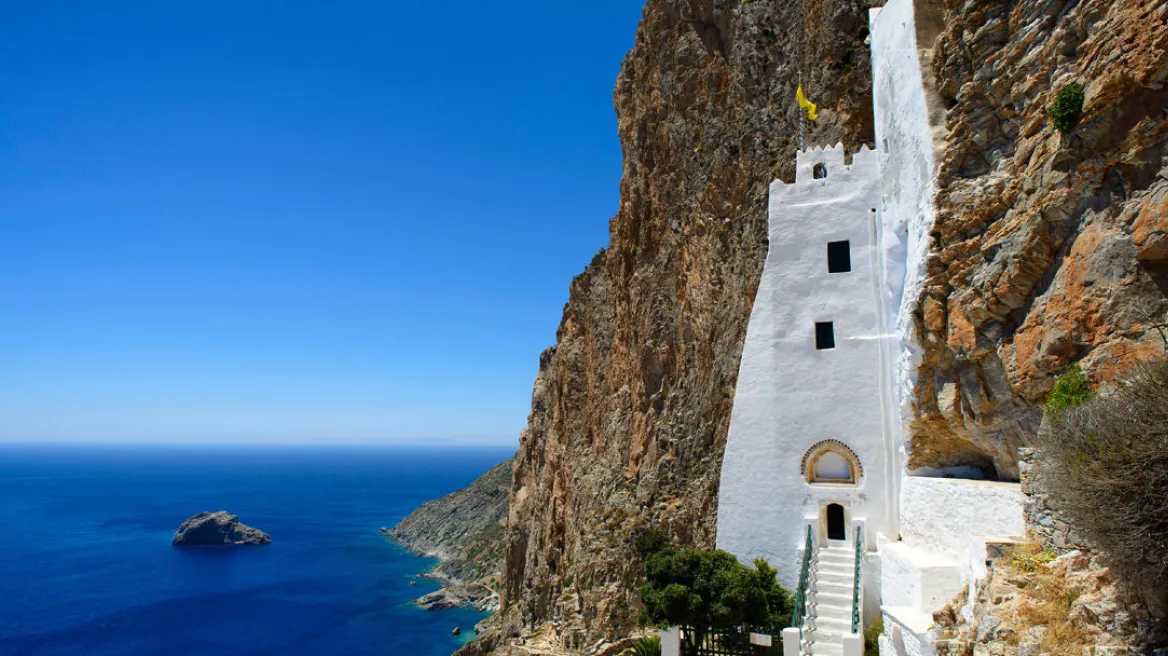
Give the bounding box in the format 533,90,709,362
716,144,894,588
900,477,1024,563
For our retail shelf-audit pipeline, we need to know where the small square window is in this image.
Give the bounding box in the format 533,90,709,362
827,241,851,273
815,322,836,350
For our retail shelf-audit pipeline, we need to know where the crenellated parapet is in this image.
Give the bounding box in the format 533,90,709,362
788,143,878,186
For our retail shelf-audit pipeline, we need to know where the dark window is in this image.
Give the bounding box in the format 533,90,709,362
815,322,835,350
813,163,828,179
827,240,851,273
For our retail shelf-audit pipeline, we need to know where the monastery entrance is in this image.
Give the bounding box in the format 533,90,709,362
826,503,846,541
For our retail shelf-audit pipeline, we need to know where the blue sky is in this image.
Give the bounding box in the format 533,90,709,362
0,1,644,444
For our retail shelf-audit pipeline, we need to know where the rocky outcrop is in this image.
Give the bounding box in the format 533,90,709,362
415,585,500,613
486,0,878,652
172,511,271,546
931,547,1164,655
1019,447,1090,554
907,0,1168,480
390,459,510,611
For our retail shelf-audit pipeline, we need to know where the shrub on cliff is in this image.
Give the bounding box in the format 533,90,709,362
1035,359,1168,586
1049,82,1085,134
1044,363,1095,416
637,539,791,635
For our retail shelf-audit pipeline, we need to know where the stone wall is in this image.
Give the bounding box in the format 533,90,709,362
1018,447,1089,553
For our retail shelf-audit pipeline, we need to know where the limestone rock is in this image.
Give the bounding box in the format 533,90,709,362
908,0,1168,479
171,511,270,546
933,549,1157,655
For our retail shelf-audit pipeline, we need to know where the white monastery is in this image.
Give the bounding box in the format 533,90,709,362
712,1,1028,655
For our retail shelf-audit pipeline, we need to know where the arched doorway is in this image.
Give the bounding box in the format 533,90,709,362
827,503,846,541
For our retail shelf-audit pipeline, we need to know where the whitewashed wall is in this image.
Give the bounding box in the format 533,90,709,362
716,145,893,588
870,0,940,478
900,477,1024,561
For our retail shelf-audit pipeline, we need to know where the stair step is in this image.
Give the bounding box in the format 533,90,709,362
813,603,853,616
815,578,853,588
818,555,853,564
817,553,854,564
811,628,849,640
814,589,853,602
818,551,855,561
809,643,844,656
813,614,852,626
813,602,852,616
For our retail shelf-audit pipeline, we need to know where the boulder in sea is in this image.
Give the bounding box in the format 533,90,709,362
172,511,271,546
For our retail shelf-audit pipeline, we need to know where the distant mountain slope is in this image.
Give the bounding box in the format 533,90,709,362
390,459,511,607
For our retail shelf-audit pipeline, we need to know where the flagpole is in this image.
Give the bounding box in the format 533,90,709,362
798,76,804,152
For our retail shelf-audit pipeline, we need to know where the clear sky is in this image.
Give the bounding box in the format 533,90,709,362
0,1,645,445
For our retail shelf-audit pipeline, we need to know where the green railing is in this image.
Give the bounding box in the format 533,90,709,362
851,525,864,634
790,524,814,629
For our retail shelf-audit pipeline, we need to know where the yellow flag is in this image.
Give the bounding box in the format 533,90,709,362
797,84,818,121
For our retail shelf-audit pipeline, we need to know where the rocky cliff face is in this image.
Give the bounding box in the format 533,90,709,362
489,0,879,651
908,0,1168,480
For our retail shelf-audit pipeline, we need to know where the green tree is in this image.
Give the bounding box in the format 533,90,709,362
638,541,791,636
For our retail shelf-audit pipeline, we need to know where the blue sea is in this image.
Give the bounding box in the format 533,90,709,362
0,443,511,656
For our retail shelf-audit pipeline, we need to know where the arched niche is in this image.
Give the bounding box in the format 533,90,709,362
800,439,862,485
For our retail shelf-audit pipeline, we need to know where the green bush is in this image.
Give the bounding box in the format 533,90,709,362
624,635,661,656
1049,82,1085,134
1044,363,1095,416
639,543,791,634
864,617,884,654
634,530,671,558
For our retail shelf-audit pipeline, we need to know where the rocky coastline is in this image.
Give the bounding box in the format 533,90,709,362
387,459,511,613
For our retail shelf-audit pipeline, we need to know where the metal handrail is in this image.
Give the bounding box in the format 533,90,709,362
790,524,815,629
851,525,864,634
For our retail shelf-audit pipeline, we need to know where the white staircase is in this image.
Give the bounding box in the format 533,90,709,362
802,540,858,656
